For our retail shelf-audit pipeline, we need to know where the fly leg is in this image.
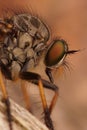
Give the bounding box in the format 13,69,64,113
21,80,32,112
0,61,13,130
20,71,55,130
31,79,59,115
0,70,12,130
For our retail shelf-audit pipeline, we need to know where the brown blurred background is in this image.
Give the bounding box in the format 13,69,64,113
0,0,87,130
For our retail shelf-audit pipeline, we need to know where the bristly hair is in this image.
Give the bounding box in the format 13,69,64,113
1,5,51,33
1,5,34,19
62,60,72,74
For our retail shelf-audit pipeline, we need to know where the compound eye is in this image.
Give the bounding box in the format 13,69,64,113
44,39,68,67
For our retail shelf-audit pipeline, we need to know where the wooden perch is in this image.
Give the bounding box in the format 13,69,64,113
0,94,49,130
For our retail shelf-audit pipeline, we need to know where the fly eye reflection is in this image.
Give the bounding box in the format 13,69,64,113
44,39,78,68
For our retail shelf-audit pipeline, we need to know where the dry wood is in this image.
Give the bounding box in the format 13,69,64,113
0,94,49,130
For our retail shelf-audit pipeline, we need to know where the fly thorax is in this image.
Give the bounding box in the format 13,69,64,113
0,14,50,78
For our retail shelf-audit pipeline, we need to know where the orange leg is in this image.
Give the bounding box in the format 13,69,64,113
31,79,59,115
0,70,12,130
49,90,59,114
38,79,54,130
38,79,48,109
0,71,8,99
45,68,59,114
21,80,31,112
38,79,59,116
20,71,55,130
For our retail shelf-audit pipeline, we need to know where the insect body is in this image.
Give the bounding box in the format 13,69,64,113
0,14,50,80
0,13,78,130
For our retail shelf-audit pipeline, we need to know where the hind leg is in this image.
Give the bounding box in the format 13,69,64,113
20,71,56,130
0,70,12,130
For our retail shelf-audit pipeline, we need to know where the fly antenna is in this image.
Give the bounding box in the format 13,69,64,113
66,49,80,54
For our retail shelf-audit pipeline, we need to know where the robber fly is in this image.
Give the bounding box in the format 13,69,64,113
0,13,78,130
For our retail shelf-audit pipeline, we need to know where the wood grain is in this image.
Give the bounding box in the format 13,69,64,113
0,94,48,130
